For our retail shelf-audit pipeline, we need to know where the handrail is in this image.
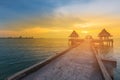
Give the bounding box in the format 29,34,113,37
92,47,112,80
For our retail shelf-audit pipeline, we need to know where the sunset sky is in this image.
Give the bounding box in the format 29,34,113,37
0,0,120,38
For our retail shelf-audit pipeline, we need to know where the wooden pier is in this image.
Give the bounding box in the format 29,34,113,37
7,29,116,80
21,41,104,80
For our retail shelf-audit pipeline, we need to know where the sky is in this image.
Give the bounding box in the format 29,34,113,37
0,0,120,38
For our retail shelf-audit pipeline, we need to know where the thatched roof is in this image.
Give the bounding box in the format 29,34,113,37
69,30,79,37
98,29,112,37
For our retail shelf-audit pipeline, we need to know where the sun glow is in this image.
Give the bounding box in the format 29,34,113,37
81,31,89,34
74,23,94,28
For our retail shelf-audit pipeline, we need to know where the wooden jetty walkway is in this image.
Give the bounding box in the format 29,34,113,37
21,41,103,80
8,40,108,80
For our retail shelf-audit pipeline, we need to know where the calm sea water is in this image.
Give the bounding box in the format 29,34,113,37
114,38,120,80
0,38,68,80
0,38,120,80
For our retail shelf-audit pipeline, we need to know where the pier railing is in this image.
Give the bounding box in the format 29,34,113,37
92,47,113,80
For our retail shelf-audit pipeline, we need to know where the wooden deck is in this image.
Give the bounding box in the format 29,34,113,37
20,41,104,80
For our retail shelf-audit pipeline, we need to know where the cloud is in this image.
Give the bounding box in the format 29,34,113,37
53,0,120,18
1,0,120,30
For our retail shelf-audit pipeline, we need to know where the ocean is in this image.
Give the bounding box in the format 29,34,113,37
0,38,120,80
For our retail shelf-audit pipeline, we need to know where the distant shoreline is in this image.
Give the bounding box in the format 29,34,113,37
0,37,34,39
0,37,68,39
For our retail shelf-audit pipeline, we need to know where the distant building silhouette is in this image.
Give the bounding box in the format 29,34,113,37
68,29,113,47
69,30,79,37
98,29,113,47
68,30,84,46
98,29,112,40
69,30,79,46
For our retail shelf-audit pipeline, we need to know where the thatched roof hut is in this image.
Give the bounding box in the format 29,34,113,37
69,30,79,37
98,29,112,37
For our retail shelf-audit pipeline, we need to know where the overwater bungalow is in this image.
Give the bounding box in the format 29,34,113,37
68,29,113,48
68,30,79,46
93,29,113,48
68,30,85,46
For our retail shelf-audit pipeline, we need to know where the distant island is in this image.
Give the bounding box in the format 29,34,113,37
0,36,34,39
